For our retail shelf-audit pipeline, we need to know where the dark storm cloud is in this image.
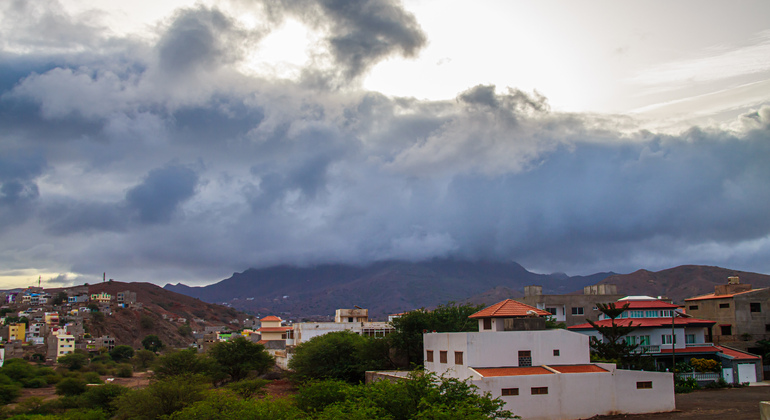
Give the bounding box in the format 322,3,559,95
2,2,770,286
268,0,426,86
126,164,199,224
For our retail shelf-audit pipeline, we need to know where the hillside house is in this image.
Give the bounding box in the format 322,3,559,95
568,296,762,383
422,299,675,419
684,276,770,352
517,284,626,326
4,324,26,342
335,307,369,323
116,290,136,305
256,316,293,342
90,293,111,303
47,333,75,360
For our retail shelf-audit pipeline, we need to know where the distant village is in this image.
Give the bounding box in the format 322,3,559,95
1,275,768,418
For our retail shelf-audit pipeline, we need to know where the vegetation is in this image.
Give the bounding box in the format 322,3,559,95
109,345,134,363
288,330,393,383
388,302,483,366
587,303,641,367
208,338,274,382
141,334,164,352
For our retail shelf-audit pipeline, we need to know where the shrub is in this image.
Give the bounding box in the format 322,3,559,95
110,346,134,363
294,380,351,413
24,377,47,388
0,384,21,405
83,372,103,384
674,376,701,394
58,353,89,371
224,378,269,399
690,358,720,372
112,374,209,419
56,377,87,396
79,383,129,415
116,364,133,378
140,315,154,329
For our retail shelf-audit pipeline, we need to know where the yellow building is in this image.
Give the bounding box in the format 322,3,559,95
44,312,59,326
256,316,293,341
54,334,75,360
90,293,111,303
8,323,25,342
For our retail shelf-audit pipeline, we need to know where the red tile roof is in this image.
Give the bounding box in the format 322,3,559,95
474,366,554,377
657,345,759,360
548,364,609,374
261,315,282,321
568,317,715,330
469,299,551,319
684,289,763,301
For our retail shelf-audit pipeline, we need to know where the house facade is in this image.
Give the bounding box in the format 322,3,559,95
684,276,770,351
423,299,675,420
517,284,626,326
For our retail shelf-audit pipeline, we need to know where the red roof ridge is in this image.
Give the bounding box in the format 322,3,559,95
469,299,551,319
261,315,282,321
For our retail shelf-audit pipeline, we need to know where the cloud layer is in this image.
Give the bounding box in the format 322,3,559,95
1,0,770,286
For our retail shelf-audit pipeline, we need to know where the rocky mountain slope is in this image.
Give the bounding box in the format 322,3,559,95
165,259,613,320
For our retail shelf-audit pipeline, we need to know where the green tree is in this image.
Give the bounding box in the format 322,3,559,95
52,291,69,306
141,334,163,352
132,349,156,371
58,353,89,371
587,303,639,365
140,315,154,329
289,330,392,383
109,345,135,362
389,302,483,366
78,383,129,415
178,324,193,337
208,337,274,382
165,391,303,420
112,374,209,419
153,349,214,379
56,377,87,396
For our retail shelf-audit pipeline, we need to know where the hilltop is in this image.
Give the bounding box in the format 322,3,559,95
165,259,613,319
596,265,770,304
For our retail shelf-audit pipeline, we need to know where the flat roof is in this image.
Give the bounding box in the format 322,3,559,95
473,366,554,377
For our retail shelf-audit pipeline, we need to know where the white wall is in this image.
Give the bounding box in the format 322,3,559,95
424,330,591,380
474,365,675,420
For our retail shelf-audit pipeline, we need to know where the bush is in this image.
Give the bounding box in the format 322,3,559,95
208,338,274,382
288,331,390,383
224,378,269,399
112,375,209,419
0,384,21,405
690,358,720,372
141,335,163,352
116,364,133,378
78,383,129,415
293,380,351,413
164,392,303,420
674,376,701,394
140,315,154,329
58,353,89,371
56,377,87,396
83,372,103,384
110,345,134,363
24,377,47,388
704,377,729,389
132,350,156,371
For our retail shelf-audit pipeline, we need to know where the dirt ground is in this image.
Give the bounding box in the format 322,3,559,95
590,385,770,420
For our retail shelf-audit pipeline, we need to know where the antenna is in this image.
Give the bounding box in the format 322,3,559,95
38,275,41,288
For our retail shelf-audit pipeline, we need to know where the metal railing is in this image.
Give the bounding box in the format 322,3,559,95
676,372,720,382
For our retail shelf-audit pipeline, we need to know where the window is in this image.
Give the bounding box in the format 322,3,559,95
661,310,672,317
483,318,492,330
639,335,650,346
501,388,518,396
688,305,699,310
571,307,584,315
661,334,673,344
686,334,696,344
553,349,560,356
629,310,644,318
636,381,653,389
348,317,354,322
531,387,548,395
439,351,447,363
719,303,730,309
751,303,761,312
645,310,657,318
766,324,770,332
546,307,557,315
426,350,433,362
518,350,532,367
720,325,732,335
626,336,637,345
455,351,464,365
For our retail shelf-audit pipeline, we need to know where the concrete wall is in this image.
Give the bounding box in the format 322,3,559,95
474,365,674,420
424,330,590,380
518,293,625,326
686,288,770,350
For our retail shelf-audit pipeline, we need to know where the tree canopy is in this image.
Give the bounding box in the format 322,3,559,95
587,302,640,365
208,337,274,382
288,330,393,383
388,302,483,366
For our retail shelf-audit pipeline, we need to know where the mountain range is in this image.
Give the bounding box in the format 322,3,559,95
165,260,770,321
164,259,612,320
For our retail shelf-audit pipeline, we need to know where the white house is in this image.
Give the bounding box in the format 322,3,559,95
423,299,675,420
568,296,762,383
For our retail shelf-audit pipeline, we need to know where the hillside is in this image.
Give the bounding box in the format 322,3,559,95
596,265,770,304
165,259,614,320
69,281,248,348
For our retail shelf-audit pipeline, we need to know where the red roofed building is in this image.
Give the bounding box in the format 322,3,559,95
568,295,763,384
421,299,676,419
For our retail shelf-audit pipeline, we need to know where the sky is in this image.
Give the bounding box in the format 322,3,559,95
1,0,770,288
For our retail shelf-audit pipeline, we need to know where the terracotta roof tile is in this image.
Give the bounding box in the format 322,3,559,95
260,315,282,321
620,300,678,309
257,326,293,332
469,299,551,319
474,366,554,377
548,364,608,374
684,289,764,301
